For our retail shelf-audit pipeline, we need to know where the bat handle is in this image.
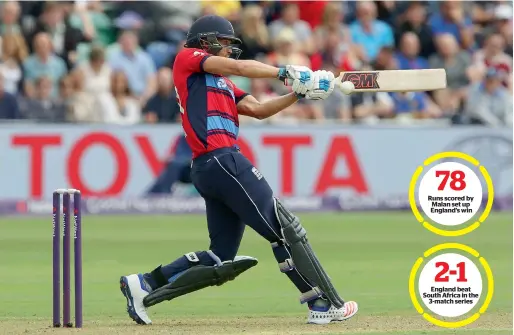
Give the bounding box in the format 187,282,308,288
334,72,344,89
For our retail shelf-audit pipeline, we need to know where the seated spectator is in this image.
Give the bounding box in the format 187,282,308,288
428,1,474,50
0,1,22,35
28,2,90,68
477,4,513,54
462,68,512,127
349,1,394,62
388,91,441,120
314,2,363,71
265,28,311,95
429,33,472,114
395,2,435,58
237,5,269,60
471,33,512,89
268,3,314,55
372,46,396,70
78,46,111,96
58,75,74,114
0,33,28,95
143,68,180,123
68,69,102,123
22,32,67,99
108,30,156,106
350,64,394,123
295,1,328,30
351,91,394,124
18,76,67,122
200,0,241,22
101,71,141,124
395,32,429,70
0,75,19,119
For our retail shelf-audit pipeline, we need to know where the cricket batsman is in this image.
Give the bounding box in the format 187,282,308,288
120,15,358,325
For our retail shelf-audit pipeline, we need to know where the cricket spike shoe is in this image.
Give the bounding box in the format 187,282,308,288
307,298,359,325
120,274,153,325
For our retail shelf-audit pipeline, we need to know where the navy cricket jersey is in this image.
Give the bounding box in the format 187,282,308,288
173,48,249,158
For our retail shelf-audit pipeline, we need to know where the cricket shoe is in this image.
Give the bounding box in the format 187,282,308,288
120,274,152,325
307,298,358,325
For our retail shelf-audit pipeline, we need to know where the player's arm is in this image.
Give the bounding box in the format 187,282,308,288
203,56,280,79
236,93,299,120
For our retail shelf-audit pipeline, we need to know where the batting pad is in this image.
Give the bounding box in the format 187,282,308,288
143,256,258,307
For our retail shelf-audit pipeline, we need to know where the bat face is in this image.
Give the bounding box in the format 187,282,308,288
337,69,447,93
341,72,380,90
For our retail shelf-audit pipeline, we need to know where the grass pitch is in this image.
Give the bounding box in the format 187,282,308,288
0,212,511,334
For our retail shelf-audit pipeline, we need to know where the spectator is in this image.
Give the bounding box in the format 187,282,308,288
350,64,394,123
372,46,396,70
0,33,28,95
108,30,156,106
58,75,74,115
351,90,394,124
395,32,429,70
471,33,513,88
68,1,113,47
0,75,19,119
429,33,472,114
68,69,102,123
349,1,394,62
314,3,362,71
395,2,435,58
478,4,513,54
78,46,111,96
143,68,180,123
463,67,512,127
28,2,90,68
268,3,314,55
387,91,442,121
102,71,141,124
18,76,67,122
295,1,328,30
200,0,241,22
265,28,311,96
22,32,67,99
237,5,269,60
428,1,474,50
0,1,22,35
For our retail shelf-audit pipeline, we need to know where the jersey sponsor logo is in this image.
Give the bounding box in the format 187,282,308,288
193,51,206,57
252,167,263,180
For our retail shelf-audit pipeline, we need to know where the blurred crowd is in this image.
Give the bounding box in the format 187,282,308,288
0,0,511,127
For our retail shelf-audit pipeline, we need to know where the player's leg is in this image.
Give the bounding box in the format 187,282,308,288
210,151,358,324
120,186,257,324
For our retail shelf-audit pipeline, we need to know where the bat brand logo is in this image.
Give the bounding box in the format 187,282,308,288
342,72,380,89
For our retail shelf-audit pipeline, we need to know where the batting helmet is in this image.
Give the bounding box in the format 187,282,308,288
184,15,242,59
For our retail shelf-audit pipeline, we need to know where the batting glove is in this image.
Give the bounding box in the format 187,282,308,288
304,70,335,100
278,65,313,85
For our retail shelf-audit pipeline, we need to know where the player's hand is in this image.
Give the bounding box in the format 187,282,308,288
304,70,335,100
277,65,313,85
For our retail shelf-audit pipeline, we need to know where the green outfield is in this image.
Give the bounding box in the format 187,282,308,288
0,212,512,334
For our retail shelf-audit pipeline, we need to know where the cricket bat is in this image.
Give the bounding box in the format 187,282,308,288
334,68,447,93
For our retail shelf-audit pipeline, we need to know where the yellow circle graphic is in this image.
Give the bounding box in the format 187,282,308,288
409,151,494,236
409,243,494,328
